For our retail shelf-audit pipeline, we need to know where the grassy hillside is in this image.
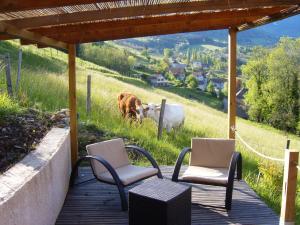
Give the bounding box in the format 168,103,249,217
0,40,299,222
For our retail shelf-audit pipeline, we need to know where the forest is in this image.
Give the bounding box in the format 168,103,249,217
242,38,300,133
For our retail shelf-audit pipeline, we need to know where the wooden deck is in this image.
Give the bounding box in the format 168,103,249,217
56,166,279,225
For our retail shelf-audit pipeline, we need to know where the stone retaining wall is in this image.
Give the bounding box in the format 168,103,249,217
0,128,71,225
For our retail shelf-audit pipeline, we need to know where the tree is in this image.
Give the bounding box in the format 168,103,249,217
165,71,175,81
222,82,228,97
80,43,132,74
156,59,169,73
263,38,300,131
163,48,173,59
127,56,136,69
242,38,300,132
206,81,215,94
141,47,150,61
186,49,191,65
242,47,269,122
186,75,198,89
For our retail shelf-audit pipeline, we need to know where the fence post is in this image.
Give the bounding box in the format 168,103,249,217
5,54,13,97
157,99,166,140
16,49,22,92
280,149,299,225
86,75,91,115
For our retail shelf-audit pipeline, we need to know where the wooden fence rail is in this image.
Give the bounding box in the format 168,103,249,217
280,149,299,225
157,99,166,140
5,54,13,97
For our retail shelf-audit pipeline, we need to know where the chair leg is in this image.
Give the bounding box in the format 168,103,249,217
116,183,128,211
225,184,233,210
157,172,163,179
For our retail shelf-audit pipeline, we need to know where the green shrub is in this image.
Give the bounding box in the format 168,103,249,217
258,161,283,192
0,94,21,120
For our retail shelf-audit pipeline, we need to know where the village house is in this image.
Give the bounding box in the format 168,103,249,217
210,77,226,90
192,61,203,71
148,74,170,87
193,71,208,91
223,87,248,119
169,60,186,81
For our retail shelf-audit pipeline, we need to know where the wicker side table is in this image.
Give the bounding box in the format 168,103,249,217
129,179,191,225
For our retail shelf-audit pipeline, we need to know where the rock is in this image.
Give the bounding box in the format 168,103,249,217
56,124,66,128
88,135,97,142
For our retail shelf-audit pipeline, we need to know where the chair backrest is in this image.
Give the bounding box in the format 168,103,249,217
190,138,235,168
86,138,130,175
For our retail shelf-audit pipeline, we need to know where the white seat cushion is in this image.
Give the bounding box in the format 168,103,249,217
181,166,229,186
97,165,158,186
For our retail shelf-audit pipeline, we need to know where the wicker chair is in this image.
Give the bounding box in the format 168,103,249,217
172,138,242,210
70,138,162,211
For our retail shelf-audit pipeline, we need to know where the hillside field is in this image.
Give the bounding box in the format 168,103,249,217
0,40,299,222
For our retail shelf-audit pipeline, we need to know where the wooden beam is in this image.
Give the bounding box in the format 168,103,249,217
0,21,67,49
0,34,15,40
30,12,260,40
6,6,286,29
0,0,123,13
30,13,261,35
239,5,300,31
280,149,299,225
68,44,78,168
1,0,299,13
20,39,36,45
31,12,262,34
228,28,237,139
41,17,256,43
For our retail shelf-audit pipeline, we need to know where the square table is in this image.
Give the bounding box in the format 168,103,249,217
129,179,191,225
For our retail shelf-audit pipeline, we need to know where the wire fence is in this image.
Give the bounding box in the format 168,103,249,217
0,55,7,72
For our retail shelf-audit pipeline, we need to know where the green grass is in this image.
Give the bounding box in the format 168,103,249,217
201,44,224,50
0,94,22,121
1,40,299,223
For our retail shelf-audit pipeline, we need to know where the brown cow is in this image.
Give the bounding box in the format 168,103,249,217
117,92,145,122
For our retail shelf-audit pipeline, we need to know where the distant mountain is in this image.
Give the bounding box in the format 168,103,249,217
116,15,300,52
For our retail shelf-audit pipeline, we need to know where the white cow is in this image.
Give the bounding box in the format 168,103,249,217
145,103,185,132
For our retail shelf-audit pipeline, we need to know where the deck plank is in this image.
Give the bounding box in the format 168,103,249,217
56,166,279,225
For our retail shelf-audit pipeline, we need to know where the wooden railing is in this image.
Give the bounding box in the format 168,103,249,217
234,129,299,225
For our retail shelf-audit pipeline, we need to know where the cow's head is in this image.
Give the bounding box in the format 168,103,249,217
134,99,145,122
143,103,161,119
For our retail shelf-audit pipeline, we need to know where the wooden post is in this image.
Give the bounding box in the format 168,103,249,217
157,99,166,140
228,28,237,139
86,74,91,115
280,149,299,225
5,54,13,97
68,44,78,168
16,49,22,92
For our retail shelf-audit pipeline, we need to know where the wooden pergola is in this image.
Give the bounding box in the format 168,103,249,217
0,1,299,223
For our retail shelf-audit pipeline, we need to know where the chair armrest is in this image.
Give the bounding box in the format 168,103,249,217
236,153,242,180
70,155,123,187
172,147,191,182
125,145,162,178
228,152,242,183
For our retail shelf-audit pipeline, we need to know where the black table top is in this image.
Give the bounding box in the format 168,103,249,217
129,178,191,202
